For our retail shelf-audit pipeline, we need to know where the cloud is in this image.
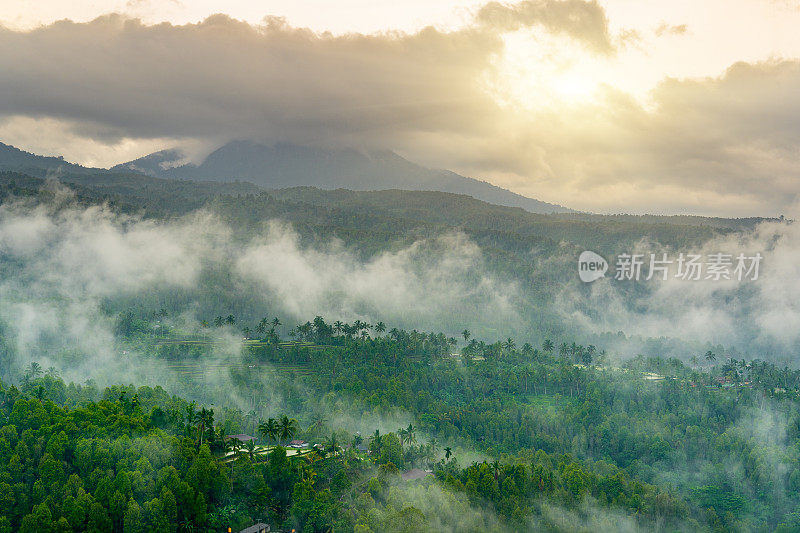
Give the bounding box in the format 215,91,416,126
0,1,610,145
476,0,613,53
654,22,688,37
0,4,798,215
235,222,517,326
467,59,800,216
555,217,800,359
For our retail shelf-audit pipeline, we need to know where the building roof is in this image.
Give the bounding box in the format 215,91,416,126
238,522,270,533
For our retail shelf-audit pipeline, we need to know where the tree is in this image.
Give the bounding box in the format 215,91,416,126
194,407,214,448
444,447,452,460
462,329,471,342
369,430,381,455
378,433,404,467
398,427,408,446
325,433,340,456
705,351,717,364
374,321,386,334
542,339,554,354
259,418,279,445
405,424,416,445
24,361,43,382
279,415,298,445
245,439,256,461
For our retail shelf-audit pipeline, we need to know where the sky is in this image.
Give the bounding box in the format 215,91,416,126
1,0,799,216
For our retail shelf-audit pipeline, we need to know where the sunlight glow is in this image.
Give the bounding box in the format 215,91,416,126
492,32,612,109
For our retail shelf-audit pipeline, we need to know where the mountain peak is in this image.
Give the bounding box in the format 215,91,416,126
116,140,572,214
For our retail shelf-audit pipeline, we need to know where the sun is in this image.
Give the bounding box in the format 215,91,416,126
491,31,608,109
547,67,600,102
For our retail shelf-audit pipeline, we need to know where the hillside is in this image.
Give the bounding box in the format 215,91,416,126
113,140,573,214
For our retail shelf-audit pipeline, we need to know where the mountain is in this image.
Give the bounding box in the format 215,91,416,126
0,142,94,177
114,140,572,214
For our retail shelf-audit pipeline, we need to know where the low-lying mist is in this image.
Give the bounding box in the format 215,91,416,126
556,219,800,362
2,190,800,401
0,195,519,391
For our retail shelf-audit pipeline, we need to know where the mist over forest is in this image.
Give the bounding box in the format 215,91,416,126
0,161,798,531
1,0,799,529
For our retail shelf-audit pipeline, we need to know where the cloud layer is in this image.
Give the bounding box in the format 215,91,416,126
0,2,798,215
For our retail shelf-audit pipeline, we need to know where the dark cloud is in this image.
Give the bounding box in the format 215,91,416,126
0,1,610,147
0,3,798,215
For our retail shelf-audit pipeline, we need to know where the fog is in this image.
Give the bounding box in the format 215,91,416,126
555,219,800,361
0,194,518,393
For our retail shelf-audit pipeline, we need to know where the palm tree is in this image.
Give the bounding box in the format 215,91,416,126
398,427,408,446
46,366,60,379
444,446,452,460
225,314,236,325
503,338,516,352
25,361,43,381
258,418,279,445
334,321,344,335
490,459,501,480
542,339,554,354
229,437,243,459
256,317,270,336
462,329,471,342
308,414,327,437
405,424,416,445
214,316,224,327
705,350,717,364
194,407,214,447
278,415,297,446
559,342,569,359
245,439,256,461
374,321,386,334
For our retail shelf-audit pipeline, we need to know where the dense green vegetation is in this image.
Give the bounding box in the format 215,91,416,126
0,167,794,531
6,314,800,531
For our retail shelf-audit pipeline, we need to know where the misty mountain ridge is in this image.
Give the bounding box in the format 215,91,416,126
113,140,573,214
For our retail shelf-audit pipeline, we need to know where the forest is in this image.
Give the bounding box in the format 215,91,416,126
4,313,800,532
0,170,797,531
